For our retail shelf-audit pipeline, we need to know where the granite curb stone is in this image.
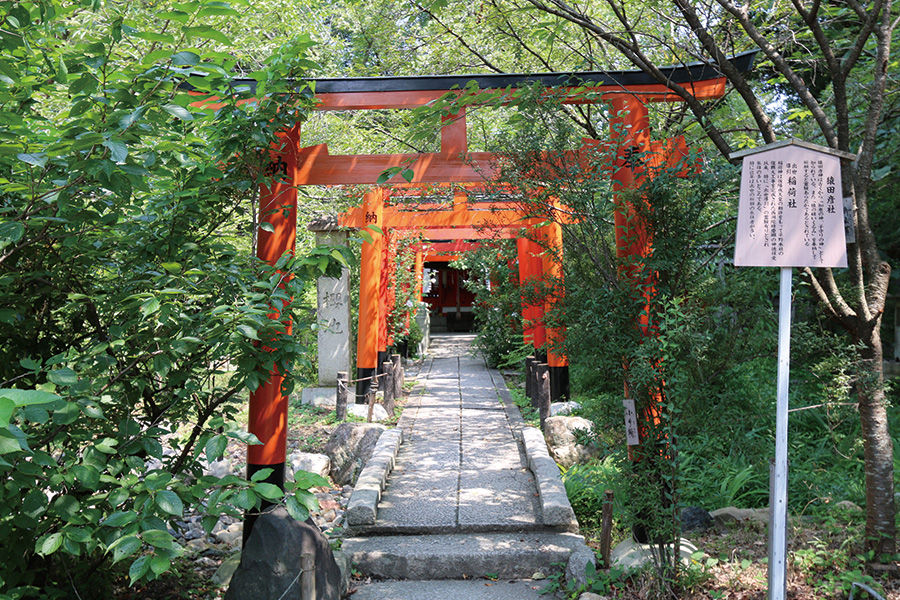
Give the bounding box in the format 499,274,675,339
522,426,577,529
349,579,558,599
346,428,403,526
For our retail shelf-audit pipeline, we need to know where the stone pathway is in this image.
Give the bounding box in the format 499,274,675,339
344,333,590,599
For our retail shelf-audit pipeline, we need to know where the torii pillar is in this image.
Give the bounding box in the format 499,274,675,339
244,122,300,542
542,204,569,401
356,189,384,402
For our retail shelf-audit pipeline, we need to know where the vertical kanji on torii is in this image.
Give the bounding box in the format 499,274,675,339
240,55,756,510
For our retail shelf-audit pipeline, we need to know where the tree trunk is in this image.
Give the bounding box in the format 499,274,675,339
856,323,896,556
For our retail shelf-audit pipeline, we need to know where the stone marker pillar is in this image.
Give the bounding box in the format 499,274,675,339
301,220,352,408
316,229,351,386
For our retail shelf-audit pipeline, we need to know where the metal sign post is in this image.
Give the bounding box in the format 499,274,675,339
768,266,792,598
731,139,853,600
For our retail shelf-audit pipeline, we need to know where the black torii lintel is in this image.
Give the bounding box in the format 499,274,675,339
222,50,757,95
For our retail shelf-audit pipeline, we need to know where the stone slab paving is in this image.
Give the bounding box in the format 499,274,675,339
369,333,543,534
346,334,583,598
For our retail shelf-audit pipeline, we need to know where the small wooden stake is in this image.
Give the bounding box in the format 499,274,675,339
336,372,348,421
525,356,535,405
383,360,395,416
537,363,550,429
600,489,614,568
366,388,376,423
300,552,316,600
392,354,403,401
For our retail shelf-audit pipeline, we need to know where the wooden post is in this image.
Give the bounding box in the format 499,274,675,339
392,354,403,401
336,372,348,421
600,489,614,568
300,552,316,600
366,385,376,423
537,362,551,429
382,360,395,416
525,356,535,406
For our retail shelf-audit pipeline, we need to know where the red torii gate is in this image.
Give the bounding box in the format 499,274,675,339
246,54,756,496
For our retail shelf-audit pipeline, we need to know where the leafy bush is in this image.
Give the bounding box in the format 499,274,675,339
0,2,346,597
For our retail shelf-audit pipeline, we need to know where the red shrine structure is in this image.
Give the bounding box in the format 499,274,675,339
239,54,756,494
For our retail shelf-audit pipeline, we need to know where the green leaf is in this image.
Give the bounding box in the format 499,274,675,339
155,490,183,516
225,429,261,445
103,140,128,163
253,482,283,500
198,5,240,17
47,368,77,386
103,511,137,528
171,51,200,66
158,10,191,22
150,555,171,575
0,222,24,248
119,105,147,129
36,532,64,556
0,429,23,453
401,168,415,182
236,324,258,340
145,471,173,491
129,555,151,585
17,153,48,168
162,104,194,121
250,468,273,482
56,55,68,84
233,488,258,510
140,297,160,318
292,470,329,490
183,25,232,45
22,489,48,517
284,495,310,522
108,488,130,508
132,31,175,43
51,402,80,425
73,464,101,490
142,528,175,549
0,397,15,429
109,535,143,564
160,262,182,272
52,495,81,521
205,435,227,462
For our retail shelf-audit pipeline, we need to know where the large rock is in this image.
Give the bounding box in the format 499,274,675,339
289,452,332,480
610,537,699,571
681,506,713,531
224,507,343,600
550,401,581,416
710,506,769,526
324,422,387,486
543,416,596,467
347,403,389,422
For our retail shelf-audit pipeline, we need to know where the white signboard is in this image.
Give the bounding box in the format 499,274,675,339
735,146,847,268
622,399,640,446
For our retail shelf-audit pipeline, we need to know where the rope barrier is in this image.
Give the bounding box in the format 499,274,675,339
346,372,388,384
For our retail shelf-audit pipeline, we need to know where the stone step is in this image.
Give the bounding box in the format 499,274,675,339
349,579,558,599
342,531,585,581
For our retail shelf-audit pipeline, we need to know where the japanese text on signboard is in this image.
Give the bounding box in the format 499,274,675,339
735,145,847,268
